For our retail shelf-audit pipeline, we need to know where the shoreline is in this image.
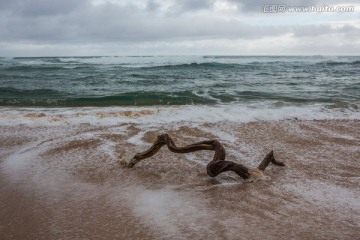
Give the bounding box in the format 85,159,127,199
1,104,359,128
1,119,359,239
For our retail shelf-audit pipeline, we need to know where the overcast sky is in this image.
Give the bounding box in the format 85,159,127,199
0,0,359,56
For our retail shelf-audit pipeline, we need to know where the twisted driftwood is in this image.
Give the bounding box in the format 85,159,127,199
125,133,285,180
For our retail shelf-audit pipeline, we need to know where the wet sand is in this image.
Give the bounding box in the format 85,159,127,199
1,119,359,239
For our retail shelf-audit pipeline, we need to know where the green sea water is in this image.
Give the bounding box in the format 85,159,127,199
0,56,359,108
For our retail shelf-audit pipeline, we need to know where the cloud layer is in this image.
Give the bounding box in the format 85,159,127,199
0,0,359,56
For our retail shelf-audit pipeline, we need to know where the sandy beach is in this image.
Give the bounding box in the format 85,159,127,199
1,114,359,239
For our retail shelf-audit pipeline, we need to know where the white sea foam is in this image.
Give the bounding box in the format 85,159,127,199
127,131,148,146
53,55,355,67
124,187,216,238
0,103,359,127
198,126,238,144
281,180,360,216
57,55,209,67
1,141,42,179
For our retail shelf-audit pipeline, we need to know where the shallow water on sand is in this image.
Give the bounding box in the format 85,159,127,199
1,119,359,239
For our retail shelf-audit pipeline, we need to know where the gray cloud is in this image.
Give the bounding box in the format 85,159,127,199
0,0,359,56
293,24,360,38
0,0,87,16
144,0,215,16
228,0,317,12
0,0,288,43
21,0,86,17
171,0,215,12
226,0,359,12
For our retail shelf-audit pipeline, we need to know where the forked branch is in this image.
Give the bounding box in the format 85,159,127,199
125,134,285,180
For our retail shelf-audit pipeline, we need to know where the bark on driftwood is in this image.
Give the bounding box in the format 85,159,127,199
125,133,285,180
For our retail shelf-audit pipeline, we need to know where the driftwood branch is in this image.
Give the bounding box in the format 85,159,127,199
125,133,285,180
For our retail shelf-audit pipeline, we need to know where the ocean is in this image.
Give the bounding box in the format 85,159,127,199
0,55,359,125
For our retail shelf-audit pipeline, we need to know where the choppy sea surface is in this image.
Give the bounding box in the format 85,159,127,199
0,55,359,125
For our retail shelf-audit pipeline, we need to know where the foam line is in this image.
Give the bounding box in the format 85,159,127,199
1,102,359,127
